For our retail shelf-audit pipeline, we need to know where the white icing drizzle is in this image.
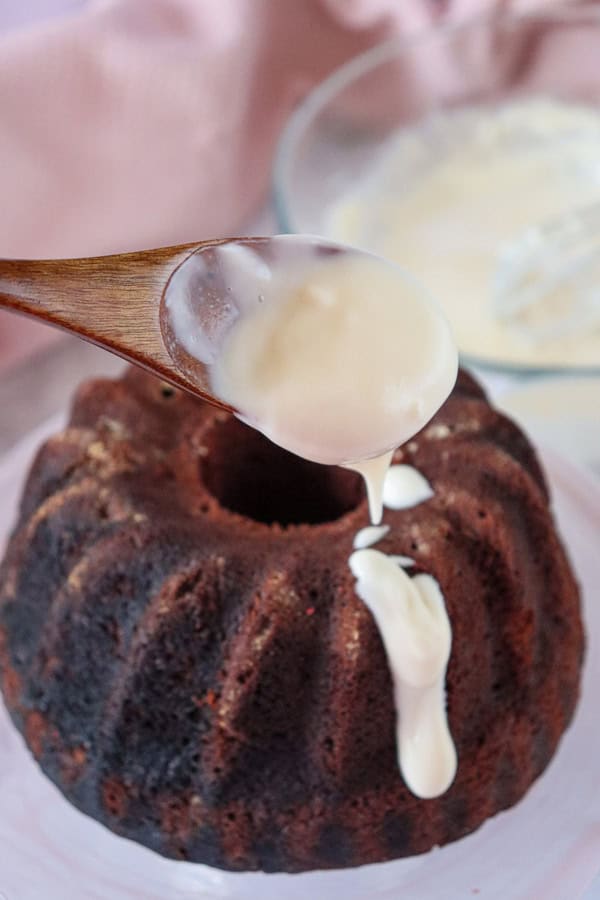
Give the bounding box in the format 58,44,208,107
198,240,458,467
353,523,390,550
389,555,415,568
382,464,434,510
349,462,456,799
347,450,394,525
349,550,456,799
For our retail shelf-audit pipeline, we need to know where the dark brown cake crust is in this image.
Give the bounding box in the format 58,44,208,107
0,368,583,872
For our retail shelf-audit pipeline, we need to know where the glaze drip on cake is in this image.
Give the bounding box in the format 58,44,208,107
353,523,390,550
383,464,435,510
350,555,455,799
350,465,456,798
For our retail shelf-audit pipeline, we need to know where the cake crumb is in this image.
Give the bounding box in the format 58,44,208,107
87,441,108,461
426,424,451,440
99,417,129,439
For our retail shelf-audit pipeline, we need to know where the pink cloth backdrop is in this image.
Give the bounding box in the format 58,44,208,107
0,0,568,374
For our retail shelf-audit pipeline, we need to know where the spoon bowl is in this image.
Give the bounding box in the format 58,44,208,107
159,234,344,397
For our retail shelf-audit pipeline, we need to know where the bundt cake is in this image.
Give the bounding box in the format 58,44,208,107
0,366,583,873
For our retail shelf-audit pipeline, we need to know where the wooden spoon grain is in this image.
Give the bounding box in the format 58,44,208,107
0,239,235,409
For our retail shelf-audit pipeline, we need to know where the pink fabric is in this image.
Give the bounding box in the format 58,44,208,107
0,0,581,372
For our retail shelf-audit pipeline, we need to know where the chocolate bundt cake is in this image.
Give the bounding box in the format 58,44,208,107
0,367,583,873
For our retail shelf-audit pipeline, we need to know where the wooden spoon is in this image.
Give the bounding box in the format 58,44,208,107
0,234,350,413
0,238,240,410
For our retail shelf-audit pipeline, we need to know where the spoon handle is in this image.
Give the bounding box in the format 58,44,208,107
0,240,228,402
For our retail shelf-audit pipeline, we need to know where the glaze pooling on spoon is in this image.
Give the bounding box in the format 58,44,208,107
327,98,600,368
209,248,457,466
164,237,458,470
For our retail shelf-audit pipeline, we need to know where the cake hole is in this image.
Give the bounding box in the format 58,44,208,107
161,384,176,398
201,417,363,526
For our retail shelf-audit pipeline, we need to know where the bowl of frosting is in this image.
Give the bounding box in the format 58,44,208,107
273,3,600,373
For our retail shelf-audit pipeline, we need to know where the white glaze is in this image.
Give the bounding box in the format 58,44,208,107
382,464,434,510
389,555,415,568
349,462,455,798
206,243,458,468
349,549,456,798
346,451,394,525
353,523,390,550
327,98,600,368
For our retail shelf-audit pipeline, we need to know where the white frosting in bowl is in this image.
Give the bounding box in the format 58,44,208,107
326,98,600,370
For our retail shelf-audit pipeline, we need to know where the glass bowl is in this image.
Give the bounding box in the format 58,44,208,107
273,3,600,374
